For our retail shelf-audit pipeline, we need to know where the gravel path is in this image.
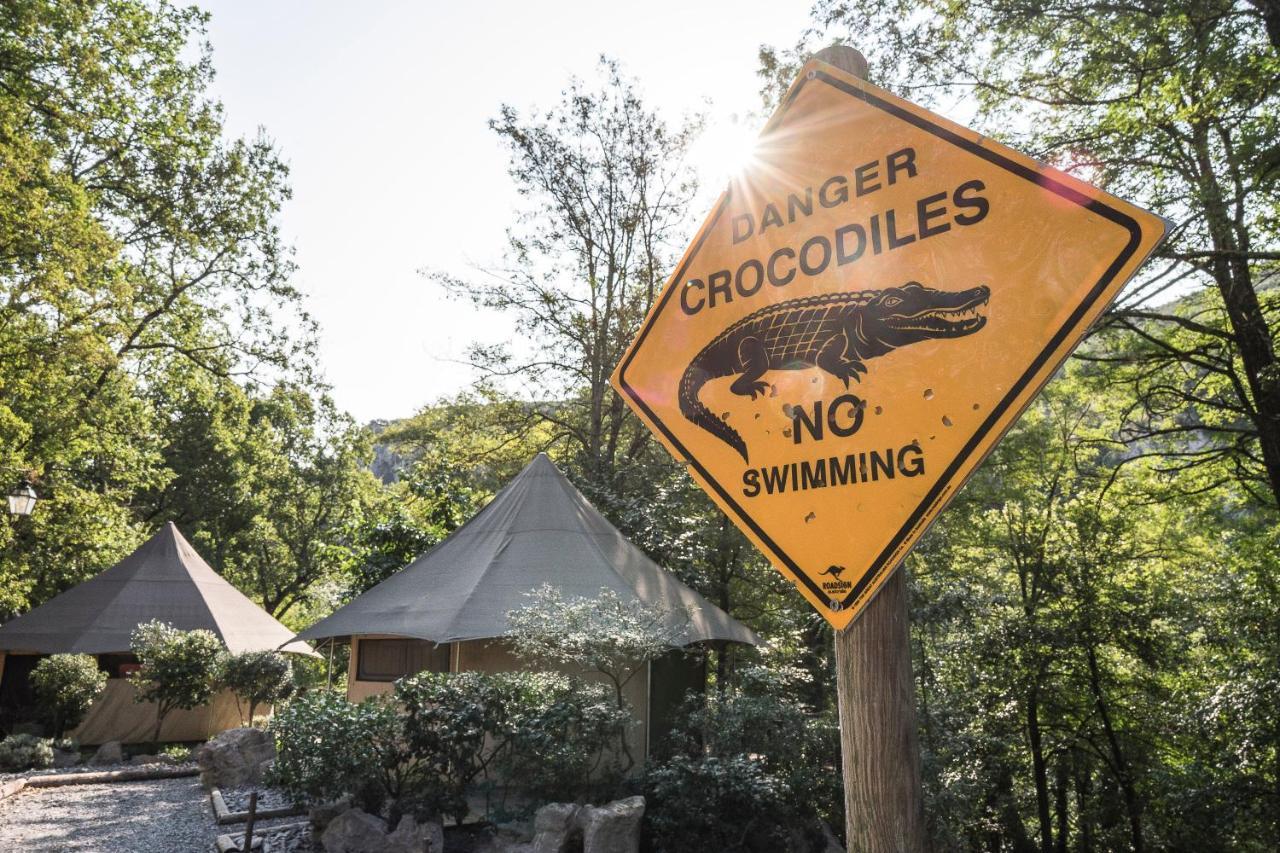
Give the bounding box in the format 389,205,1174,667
0,775,216,852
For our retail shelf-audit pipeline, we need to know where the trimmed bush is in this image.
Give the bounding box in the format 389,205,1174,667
219,650,294,725
30,653,108,738
269,691,414,817
130,620,225,744
0,734,54,772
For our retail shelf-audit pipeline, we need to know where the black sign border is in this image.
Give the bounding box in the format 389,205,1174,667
617,68,1145,617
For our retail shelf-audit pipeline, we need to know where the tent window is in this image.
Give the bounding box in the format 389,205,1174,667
97,654,140,679
357,639,451,682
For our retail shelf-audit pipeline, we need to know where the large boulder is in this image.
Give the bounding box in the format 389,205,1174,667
321,808,387,853
309,795,354,831
531,802,580,853
577,797,644,853
388,814,444,853
493,798,644,853
89,740,123,766
194,727,275,789
320,808,442,853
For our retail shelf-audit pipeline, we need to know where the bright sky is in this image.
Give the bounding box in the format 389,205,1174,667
200,0,815,423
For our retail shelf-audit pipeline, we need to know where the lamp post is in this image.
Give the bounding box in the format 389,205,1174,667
7,480,37,516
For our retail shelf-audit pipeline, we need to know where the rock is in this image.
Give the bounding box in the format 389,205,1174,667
577,796,644,853
320,808,390,853
387,814,444,853
309,796,354,831
89,741,123,765
195,727,275,789
319,808,443,853
531,802,581,853
129,753,160,765
51,748,80,769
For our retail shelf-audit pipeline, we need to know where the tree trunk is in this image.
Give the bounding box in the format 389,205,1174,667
1076,754,1094,853
1027,687,1053,852
1085,645,1143,853
1192,131,1280,508
835,569,929,852
1054,756,1069,853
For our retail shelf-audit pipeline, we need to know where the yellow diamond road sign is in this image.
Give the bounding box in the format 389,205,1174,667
611,58,1166,630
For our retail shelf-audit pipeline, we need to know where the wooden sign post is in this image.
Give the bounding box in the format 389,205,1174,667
816,42,928,853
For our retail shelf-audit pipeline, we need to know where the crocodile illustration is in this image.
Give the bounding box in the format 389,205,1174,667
820,565,847,579
678,281,990,462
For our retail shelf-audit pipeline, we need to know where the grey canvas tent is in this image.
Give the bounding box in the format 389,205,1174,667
297,453,758,647
296,454,758,757
0,522,312,743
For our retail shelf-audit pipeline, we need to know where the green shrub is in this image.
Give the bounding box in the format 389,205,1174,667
507,586,688,773
130,620,226,744
397,670,542,823
219,650,294,725
270,670,631,827
398,670,626,822
646,754,791,853
648,680,841,851
501,676,628,805
269,690,417,817
0,734,54,772
30,654,108,738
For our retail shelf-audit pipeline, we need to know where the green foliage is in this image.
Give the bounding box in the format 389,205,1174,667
430,58,699,494
271,672,628,826
648,674,840,851
0,733,54,772
646,755,791,853
508,586,690,772
398,670,625,822
30,654,107,738
219,650,294,726
269,691,413,816
499,676,628,805
130,621,225,744
0,0,371,629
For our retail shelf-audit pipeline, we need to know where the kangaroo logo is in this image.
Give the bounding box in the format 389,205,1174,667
820,565,846,579
677,281,990,462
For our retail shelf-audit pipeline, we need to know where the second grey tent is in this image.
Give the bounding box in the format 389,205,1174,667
296,453,758,757
0,523,313,743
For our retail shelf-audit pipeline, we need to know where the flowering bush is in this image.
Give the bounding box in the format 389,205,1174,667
30,653,107,738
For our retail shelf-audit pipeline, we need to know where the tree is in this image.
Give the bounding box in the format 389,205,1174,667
130,620,225,745
30,654,108,739
773,0,1280,510
430,58,699,495
507,585,690,771
219,650,294,726
0,0,315,616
